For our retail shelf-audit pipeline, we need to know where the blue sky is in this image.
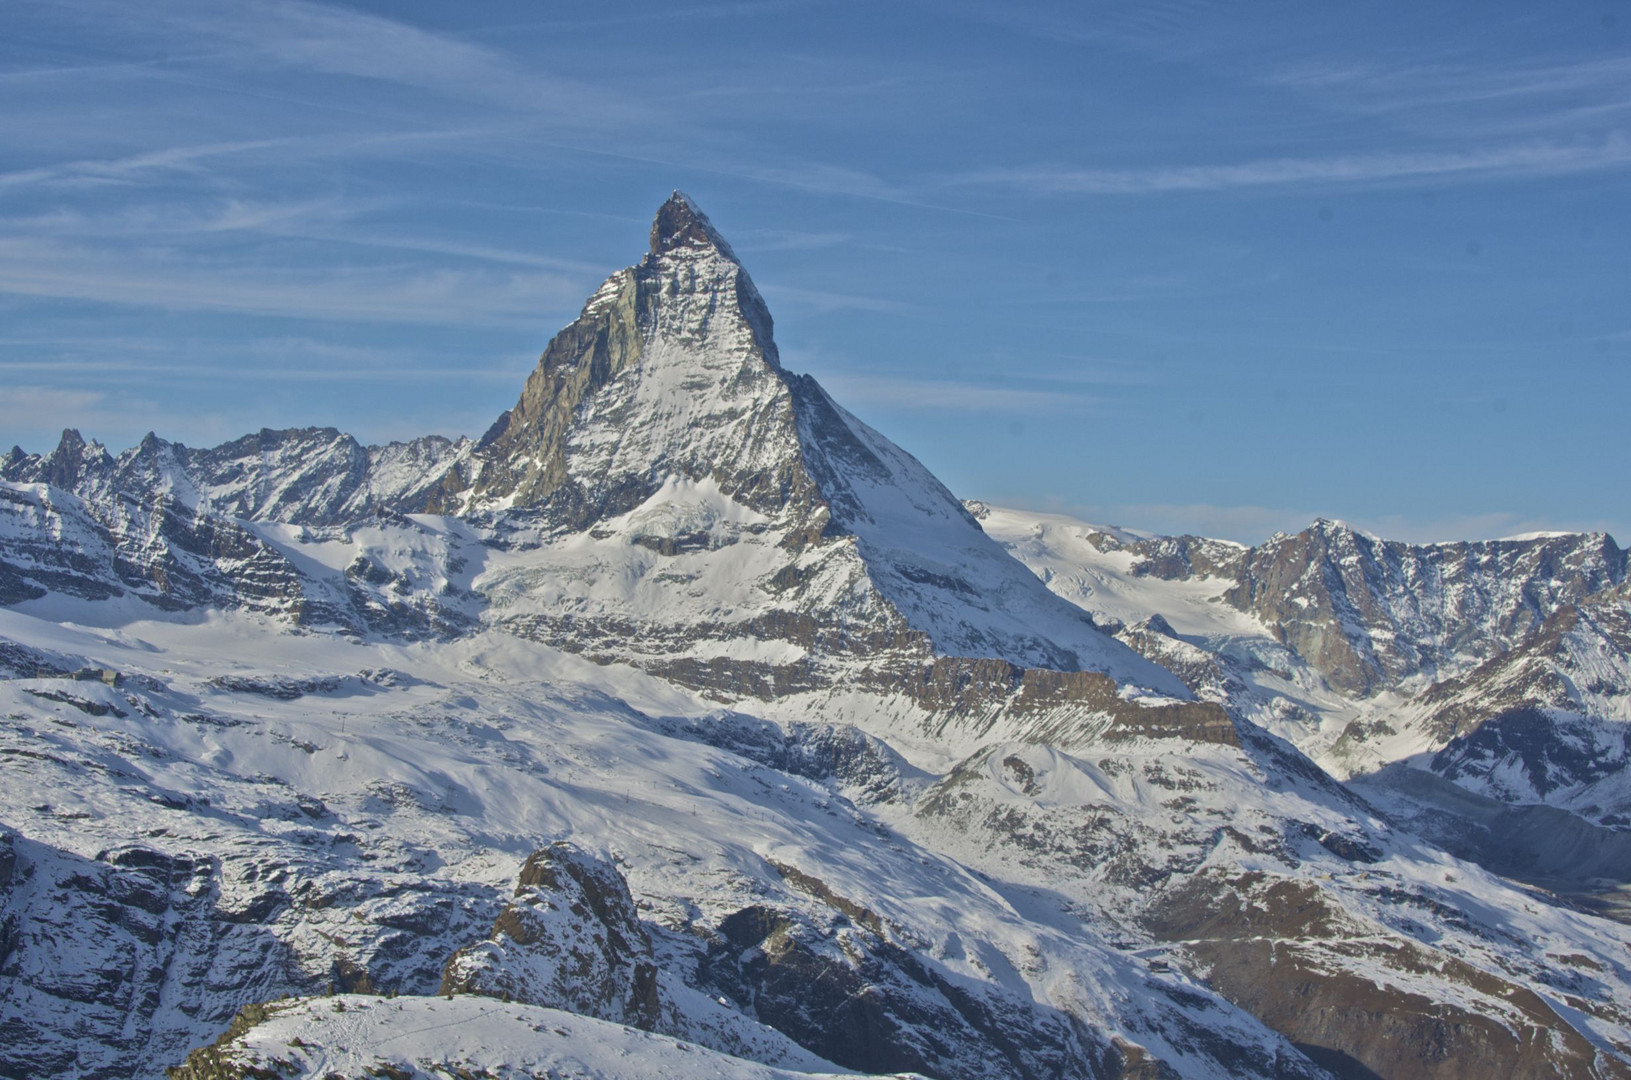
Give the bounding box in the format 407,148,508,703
2,0,1627,543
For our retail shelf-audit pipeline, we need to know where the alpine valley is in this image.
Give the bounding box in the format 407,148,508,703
2,194,1628,1080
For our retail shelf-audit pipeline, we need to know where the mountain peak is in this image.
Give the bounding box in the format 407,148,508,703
649,190,738,262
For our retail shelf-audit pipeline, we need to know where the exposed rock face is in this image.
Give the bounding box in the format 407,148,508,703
1429,706,1631,820
1113,616,1244,702
441,843,661,1030
433,193,819,533
648,714,915,803
912,734,1631,1080
1114,532,1247,583
422,190,1182,693
1217,520,1626,696
702,899,1118,1080
1327,588,1631,822
980,502,1631,864
1039,513,1628,700
435,830,1139,1079
0,472,320,615
0,195,1182,708
1144,872,1628,1080
0,832,289,1080
891,655,1239,747
0,687,505,1080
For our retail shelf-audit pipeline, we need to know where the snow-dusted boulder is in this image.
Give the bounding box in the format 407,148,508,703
440,842,661,1030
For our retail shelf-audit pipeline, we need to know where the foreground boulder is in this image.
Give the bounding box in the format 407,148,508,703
440,842,661,1030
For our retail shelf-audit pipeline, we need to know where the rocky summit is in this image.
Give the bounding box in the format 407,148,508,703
3,194,1630,1080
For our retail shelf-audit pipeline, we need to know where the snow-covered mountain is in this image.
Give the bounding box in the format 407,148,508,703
2,194,1630,1080
1405,583,1631,822
2,426,469,529
0,427,473,634
974,506,1625,697
421,193,1182,704
975,503,1631,896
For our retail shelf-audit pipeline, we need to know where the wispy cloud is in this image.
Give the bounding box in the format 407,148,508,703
1268,55,1631,134
757,284,916,316
933,0,1228,62
818,374,1098,414
97,0,653,127
731,161,1014,218
736,229,853,253
0,139,293,192
276,229,612,274
949,136,1631,195
0,386,109,428
0,237,588,326
1009,356,1162,387
461,0,825,36
0,359,526,384
0,195,371,237
0,125,525,197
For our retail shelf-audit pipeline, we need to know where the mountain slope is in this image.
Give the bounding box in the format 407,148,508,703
1395,586,1631,823
976,502,1631,890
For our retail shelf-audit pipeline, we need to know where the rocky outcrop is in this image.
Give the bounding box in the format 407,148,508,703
441,843,661,1030
1117,532,1248,582
893,656,1238,747
1144,871,1630,1080
1429,707,1630,816
649,714,915,803
702,900,1118,1080
1114,616,1245,701
1332,590,1631,820
0,832,296,1080
431,192,821,532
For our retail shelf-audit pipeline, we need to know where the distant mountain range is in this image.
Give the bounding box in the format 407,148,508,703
3,194,1628,1080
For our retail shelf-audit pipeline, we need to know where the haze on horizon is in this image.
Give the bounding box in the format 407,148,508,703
1,0,1626,544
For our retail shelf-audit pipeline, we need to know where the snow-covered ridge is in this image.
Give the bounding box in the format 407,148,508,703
2,426,471,528
171,996,908,1080
979,504,1625,694
978,501,1631,817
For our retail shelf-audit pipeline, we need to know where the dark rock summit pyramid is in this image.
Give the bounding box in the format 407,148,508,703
428,192,807,526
